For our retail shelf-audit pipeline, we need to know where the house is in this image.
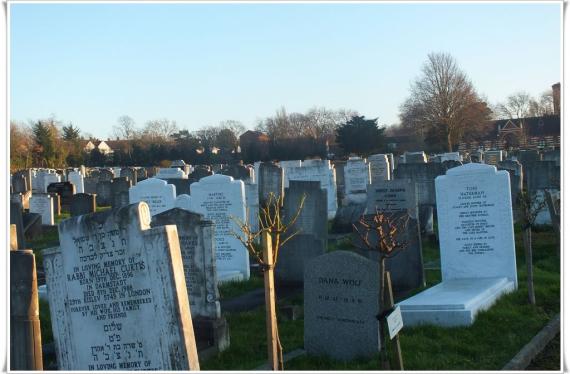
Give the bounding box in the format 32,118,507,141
458,115,560,152
83,139,130,155
239,130,270,160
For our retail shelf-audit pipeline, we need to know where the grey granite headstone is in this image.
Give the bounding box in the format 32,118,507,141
220,164,253,182
497,160,523,207
331,202,366,233
42,202,200,370
120,167,138,186
304,251,380,361
83,177,99,194
276,234,325,285
99,169,114,182
526,161,559,194
70,193,97,217
283,181,328,245
46,182,75,212
352,212,425,294
366,179,417,218
164,178,191,196
111,177,132,209
12,174,28,193
96,181,112,206
188,167,213,184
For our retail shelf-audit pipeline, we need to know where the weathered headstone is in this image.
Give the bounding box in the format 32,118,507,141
332,160,346,203
29,194,54,226
368,154,391,183
152,209,229,354
244,182,260,235
190,174,250,282
42,202,200,370
47,193,61,216
10,250,43,370
22,213,43,241
276,234,325,285
70,193,97,217
283,181,327,244
129,178,176,216
399,163,517,326
14,169,32,193
99,169,114,182
220,164,254,182
286,163,338,220
304,251,380,361
111,177,132,209
96,180,112,207
483,150,502,165
497,160,523,210
68,171,84,193
258,162,284,206
404,151,427,163
10,201,26,249
12,174,28,193
84,177,99,194
188,167,212,183
120,167,138,186
46,182,75,212
365,179,417,218
344,157,371,204
164,178,191,196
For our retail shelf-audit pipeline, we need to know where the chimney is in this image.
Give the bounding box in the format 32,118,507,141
552,82,560,114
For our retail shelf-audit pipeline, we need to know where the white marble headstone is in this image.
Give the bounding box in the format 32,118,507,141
68,171,84,194
190,174,250,282
368,154,391,183
156,167,188,180
286,164,337,220
128,178,176,216
29,194,54,225
344,157,370,203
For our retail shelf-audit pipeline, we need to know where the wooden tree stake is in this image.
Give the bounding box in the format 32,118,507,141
384,271,404,370
262,231,281,370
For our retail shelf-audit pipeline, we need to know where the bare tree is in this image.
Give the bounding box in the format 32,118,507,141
399,52,490,151
529,91,555,117
232,192,305,371
496,92,532,120
113,115,138,140
142,118,178,143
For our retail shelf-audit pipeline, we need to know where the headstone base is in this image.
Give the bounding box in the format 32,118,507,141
398,277,515,327
194,317,230,360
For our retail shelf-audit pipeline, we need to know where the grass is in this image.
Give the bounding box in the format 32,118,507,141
204,226,560,370
218,274,265,299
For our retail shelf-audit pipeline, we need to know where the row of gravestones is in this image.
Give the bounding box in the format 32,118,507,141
31,162,520,369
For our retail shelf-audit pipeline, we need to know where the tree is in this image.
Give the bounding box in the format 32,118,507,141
336,115,385,156
399,52,490,151
32,120,60,167
232,193,305,371
216,128,238,155
142,118,178,143
529,91,555,117
62,123,81,141
496,92,532,119
10,121,34,171
113,115,138,140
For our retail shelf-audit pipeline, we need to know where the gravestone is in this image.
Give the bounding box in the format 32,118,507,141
40,172,61,193
14,169,32,193
344,157,371,204
10,250,43,370
188,167,212,183
276,234,325,285
244,182,260,235
220,164,253,182
43,203,200,370
164,178,191,196
29,194,54,226
190,174,249,282
283,181,328,244
497,160,523,209
352,212,425,294
152,209,229,353
68,171,84,193
12,174,28,193
23,213,43,241
129,178,176,216
47,193,61,216
120,167,138,186
526,160,559,194
331,202,366,233
70,193,97,217
10,201,26,249
304,251,380,361
111,178,132,209
440,152,462,162
404,151,427,163
399,163,517,326
156,167,188,180
483,150,502,165
174,194,192,211
84,177,99,194
145,167,158,178
542,149,560,167
332,160,346,203
365,179,418,218
368,154,391,183
96,181,112,207
258,162,284,206
99,169,114,182
46,182,75,212
286,163,338,220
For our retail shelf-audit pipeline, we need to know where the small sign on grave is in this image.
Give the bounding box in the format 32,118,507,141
387,306,403,340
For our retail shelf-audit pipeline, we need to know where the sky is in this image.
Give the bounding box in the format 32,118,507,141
9,1,561,139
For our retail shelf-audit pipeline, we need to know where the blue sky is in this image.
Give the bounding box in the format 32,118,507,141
9,2,561,138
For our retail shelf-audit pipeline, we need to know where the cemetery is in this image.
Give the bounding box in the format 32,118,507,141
9,151,560,371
